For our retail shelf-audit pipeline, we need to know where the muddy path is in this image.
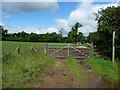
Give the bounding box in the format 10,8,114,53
41,59,118,88
41,59,81,88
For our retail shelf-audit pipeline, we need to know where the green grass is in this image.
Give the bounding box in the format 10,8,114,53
2,41,44,54
48,43,70,49
86,56,119,83
47,43,89,49
2,41,55,88
64,57,81,79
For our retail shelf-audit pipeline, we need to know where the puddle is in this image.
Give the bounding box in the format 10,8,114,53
90,77,118,88
95,77,118,88
78,60,118,88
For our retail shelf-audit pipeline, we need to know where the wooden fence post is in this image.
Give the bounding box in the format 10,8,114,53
31,46,37,55
90,42,94,56
44,43,48,55
31,46,33,55
14,45,20,54
112,31,115,63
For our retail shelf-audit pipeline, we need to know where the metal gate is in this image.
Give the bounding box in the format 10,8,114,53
45,43,91,59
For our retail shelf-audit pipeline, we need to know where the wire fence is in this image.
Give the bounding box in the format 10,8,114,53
12,42,93,59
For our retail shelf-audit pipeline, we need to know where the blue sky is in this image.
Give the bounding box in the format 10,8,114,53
2,2,78,28
1,1,118,36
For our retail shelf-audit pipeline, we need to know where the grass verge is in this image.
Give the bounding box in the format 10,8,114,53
85,56,119,83
2,53,55,88
64,57,80,79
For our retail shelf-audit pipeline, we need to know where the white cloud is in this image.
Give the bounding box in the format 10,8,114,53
2,2,58,14
3,24,59,34
3,25,39,34
55,1,118,36
92,3,117,13
68,2,118,36
40,27,59,34
55,19,70,36
55,19,68,27
0,22,4,26
0,22,5,26
67,2,98,36
2,1,118,36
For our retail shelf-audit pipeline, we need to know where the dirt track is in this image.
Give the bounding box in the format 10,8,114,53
41,59,118,88
41,47,118,88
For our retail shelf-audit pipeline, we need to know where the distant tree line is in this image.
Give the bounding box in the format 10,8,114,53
0,22,86,43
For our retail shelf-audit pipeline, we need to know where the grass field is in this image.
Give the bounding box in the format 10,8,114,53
2,41,55,88
2,41,44,54
2,41,119,88
2,41,89,88
86,56,119,83
2,41,82,88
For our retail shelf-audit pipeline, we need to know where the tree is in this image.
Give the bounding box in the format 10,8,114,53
77,32,85,43
95,6,120,60
28,33,39,42
67,22,82,43
87,32,98,44
1,24,85,43
0,25,4,40
0,25,8,40
58,28,64,42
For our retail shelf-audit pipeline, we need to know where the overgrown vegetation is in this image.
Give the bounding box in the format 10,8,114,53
88,6,120,60
2,41,55,88
86,56,119,83
64,57,80,79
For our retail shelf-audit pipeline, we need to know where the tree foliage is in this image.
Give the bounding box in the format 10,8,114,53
67,22,83,43
0,25,71,43
92,6,120,60
1,22,85,43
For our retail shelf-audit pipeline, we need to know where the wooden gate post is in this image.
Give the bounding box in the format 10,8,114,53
91,42,94,56
44,43,48,55
68,43,70,57
112,31,115,63
31,46,33,55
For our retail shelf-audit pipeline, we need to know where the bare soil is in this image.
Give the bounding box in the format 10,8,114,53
41,59,118,88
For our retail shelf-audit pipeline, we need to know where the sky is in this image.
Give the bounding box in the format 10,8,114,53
1,0,119,36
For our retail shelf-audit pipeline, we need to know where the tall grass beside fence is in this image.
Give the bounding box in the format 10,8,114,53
85,56,119,83
2,41,44,54
2,41,55,88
